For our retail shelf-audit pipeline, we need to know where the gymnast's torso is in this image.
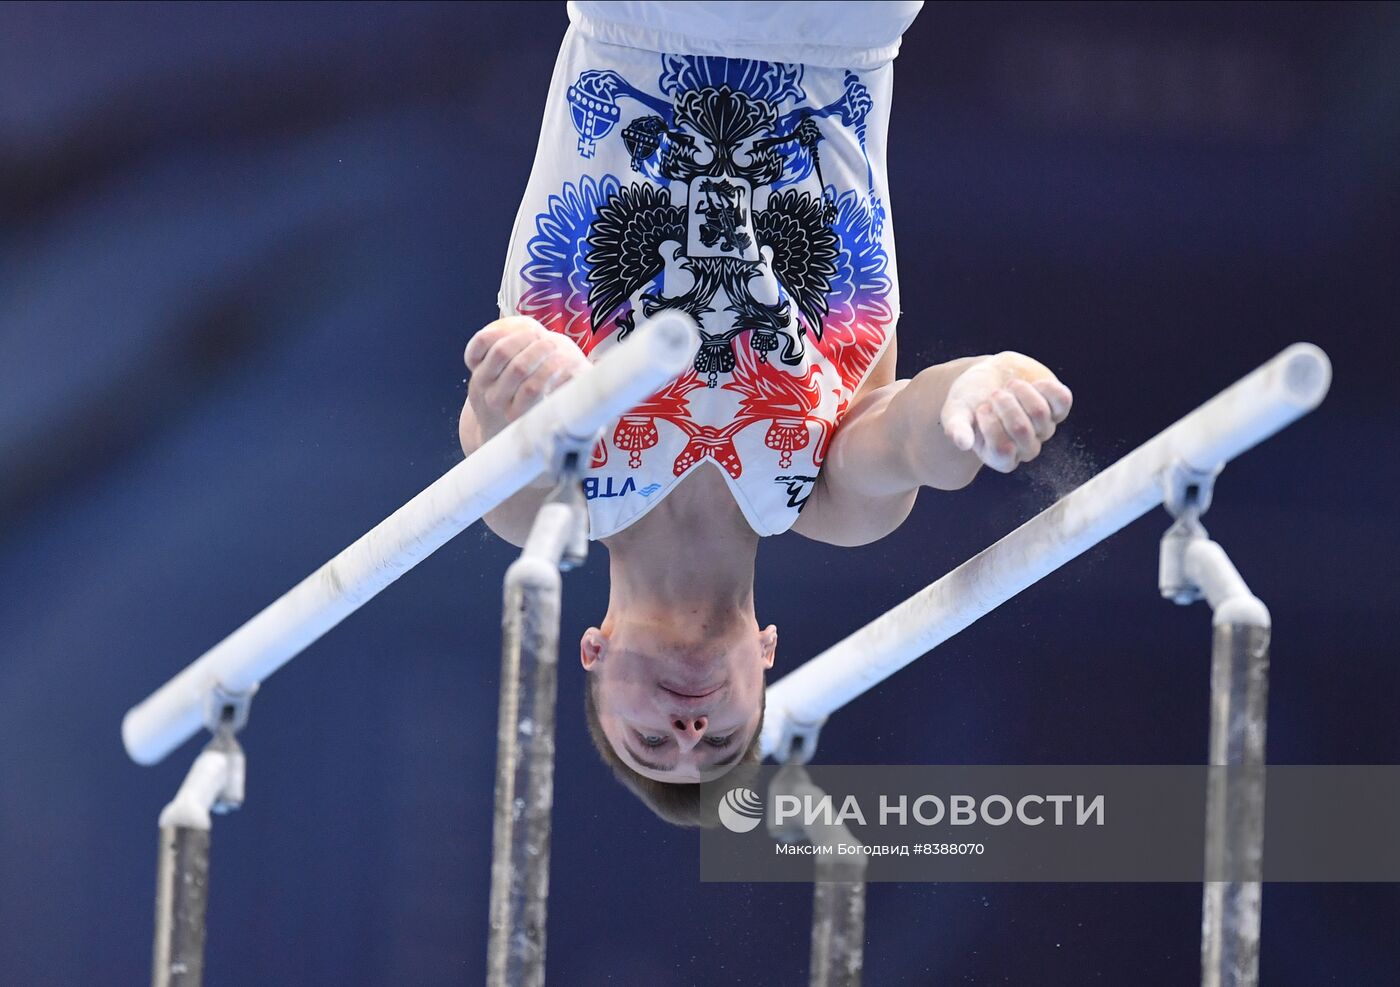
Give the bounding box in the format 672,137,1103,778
499,0,922,539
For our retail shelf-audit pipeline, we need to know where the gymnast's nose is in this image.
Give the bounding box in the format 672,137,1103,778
671,715,708,751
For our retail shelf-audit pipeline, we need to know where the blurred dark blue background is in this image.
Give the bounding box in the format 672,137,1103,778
2,2,1397,984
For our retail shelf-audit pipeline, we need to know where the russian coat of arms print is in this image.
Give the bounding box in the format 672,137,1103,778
516,54,895,515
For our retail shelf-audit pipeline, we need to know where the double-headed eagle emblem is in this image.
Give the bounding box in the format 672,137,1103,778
581,84,843,385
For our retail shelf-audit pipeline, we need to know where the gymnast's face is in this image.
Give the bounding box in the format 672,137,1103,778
580,620,777,783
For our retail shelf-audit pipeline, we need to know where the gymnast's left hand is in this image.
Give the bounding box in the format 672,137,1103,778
940,352,1073,474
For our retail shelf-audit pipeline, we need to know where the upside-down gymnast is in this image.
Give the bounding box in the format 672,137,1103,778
458,1,1072,824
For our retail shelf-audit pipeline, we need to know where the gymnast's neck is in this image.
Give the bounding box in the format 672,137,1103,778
600,473,759,627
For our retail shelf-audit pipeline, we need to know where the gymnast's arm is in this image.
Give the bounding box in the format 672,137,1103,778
458,316,593,548
792,341,1072,547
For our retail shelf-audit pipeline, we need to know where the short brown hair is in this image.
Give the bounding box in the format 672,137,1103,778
583,674,764,827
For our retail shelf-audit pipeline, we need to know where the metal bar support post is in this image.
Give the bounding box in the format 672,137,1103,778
770,766,869,987
486,460,588,987
151,686,253,987
1160,463,1271,987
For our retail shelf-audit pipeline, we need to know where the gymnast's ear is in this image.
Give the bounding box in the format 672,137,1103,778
759,624,777,669
580,627,607,671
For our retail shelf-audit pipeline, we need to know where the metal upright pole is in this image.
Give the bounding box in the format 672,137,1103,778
152,825,211,987
151,694,249,987
1199,617,1269,987
1160,466,1270,987
809,860,868,987
486,474,587,987
769,765,869,987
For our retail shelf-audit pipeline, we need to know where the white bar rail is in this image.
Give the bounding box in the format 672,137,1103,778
761,343,1331,759
124,313,699,766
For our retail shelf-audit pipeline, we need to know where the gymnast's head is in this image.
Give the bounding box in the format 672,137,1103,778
580,614,776,825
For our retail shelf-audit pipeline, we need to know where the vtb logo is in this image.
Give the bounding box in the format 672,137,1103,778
718,787,765,834
583,476,662,500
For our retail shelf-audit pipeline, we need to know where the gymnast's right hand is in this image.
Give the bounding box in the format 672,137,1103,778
460,316,590,450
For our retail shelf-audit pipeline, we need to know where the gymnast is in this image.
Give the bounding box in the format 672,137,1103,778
458,1,1072,823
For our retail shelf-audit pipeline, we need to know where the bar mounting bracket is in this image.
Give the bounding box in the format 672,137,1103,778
1159,460,1223,606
